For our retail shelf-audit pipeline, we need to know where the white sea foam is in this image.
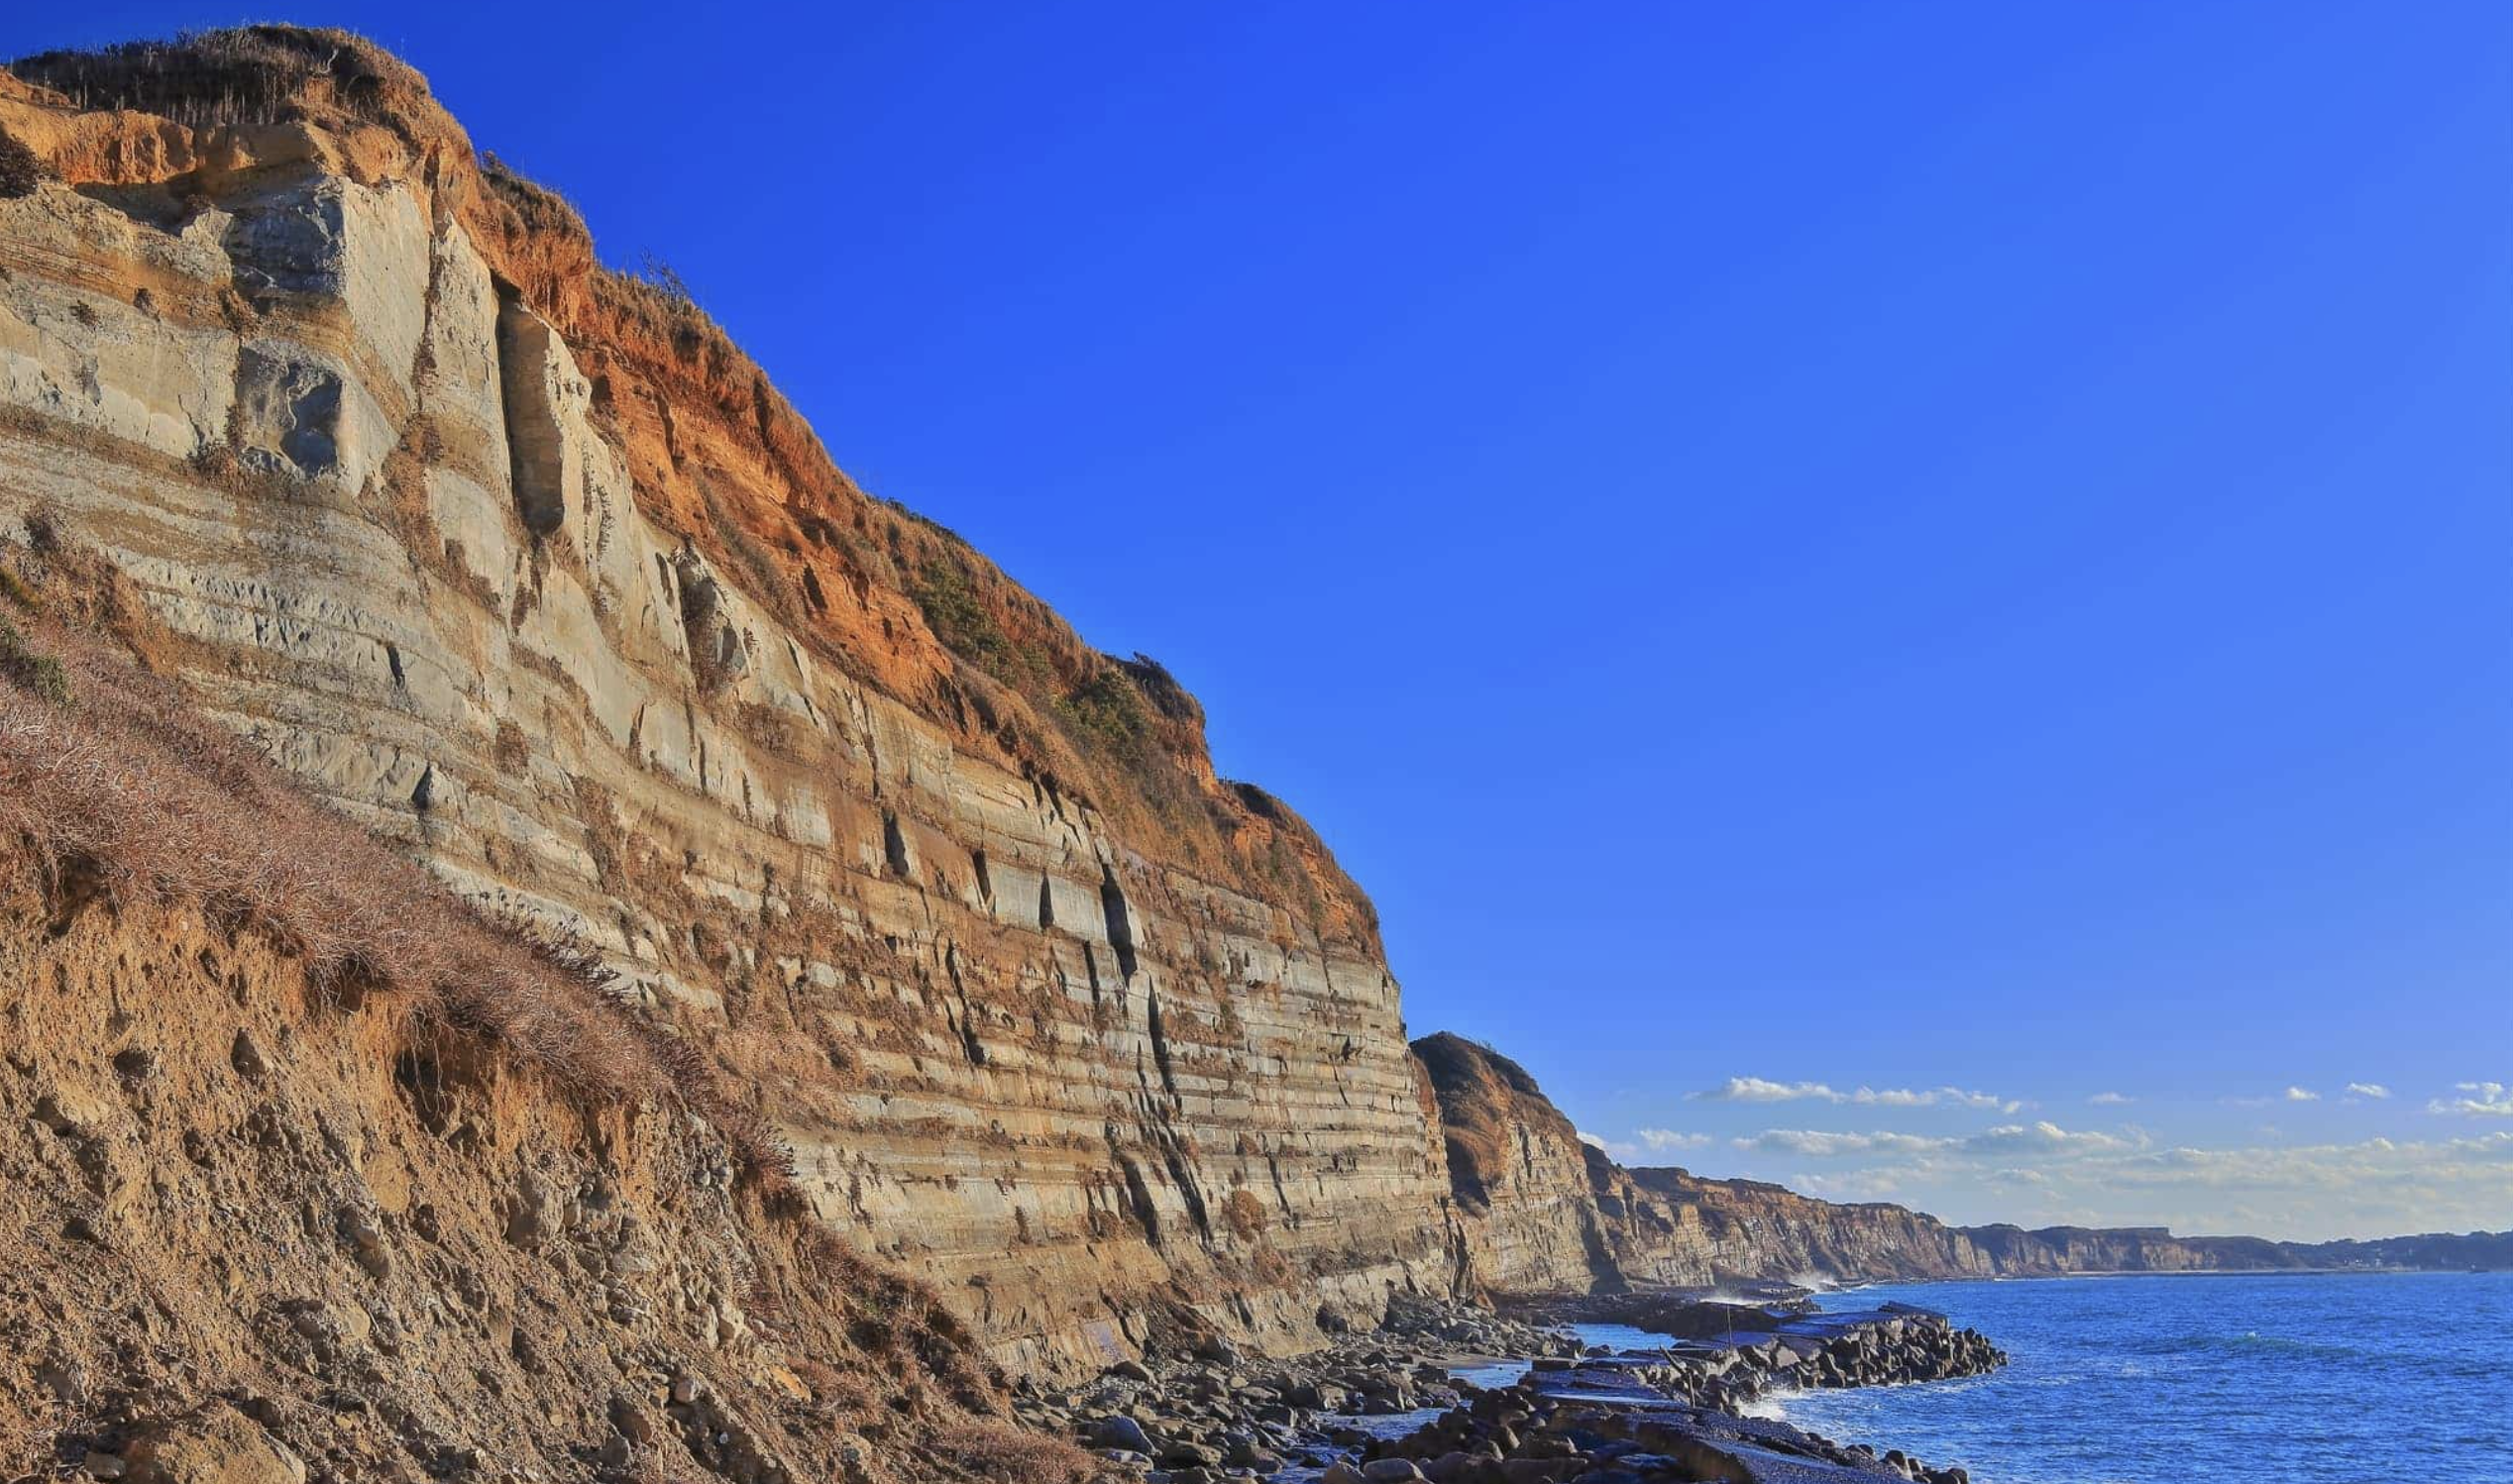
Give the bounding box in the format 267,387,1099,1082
1737,1389,1798,1422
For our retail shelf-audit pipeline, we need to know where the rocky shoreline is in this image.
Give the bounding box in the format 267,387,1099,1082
1015,1295,2005,1483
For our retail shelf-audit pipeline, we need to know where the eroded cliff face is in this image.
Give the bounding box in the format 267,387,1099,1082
0,841,1012,1481
1412,1033,1617,1295
1413,1034,1989,1294
0,29,1453,1378
1412,1033,1733,1296
1951,1223,2292,1275
1617,1169,1993,1283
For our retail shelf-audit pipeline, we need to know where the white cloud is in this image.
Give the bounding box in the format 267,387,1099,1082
1706,1093,2513,1238
2088,1092,2133,1106
1586,1127,1713,1162
2285,1087,2320,1103
2091,1132,2513,1195
1793,1167,1912,1202
1691,1077,2019,1113
1631,1127,1711,1152
1727,1122,2141,1160
2345,1083,2390,1100
1925,1087,2023,1113
1733,1129,1957,1158
1694,1077,1839,1104
1964,1121,2139,1155
2430,1082,2513,1117
1700,1093,2513,1238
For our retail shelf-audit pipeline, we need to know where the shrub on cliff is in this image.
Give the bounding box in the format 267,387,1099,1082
9,26,435,139
632,251,702,309
0,617,70,704
0,614,645,1090
929,1422,1103,1483
0,127,45,199
910,553,1022,677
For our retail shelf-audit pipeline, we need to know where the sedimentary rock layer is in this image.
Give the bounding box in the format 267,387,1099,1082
1413,1033,1633,1295
0,29,1453,1377
1413,1034,1995,1292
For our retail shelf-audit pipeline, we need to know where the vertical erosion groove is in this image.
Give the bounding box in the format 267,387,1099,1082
1099,865,1138,980
493,290,567,537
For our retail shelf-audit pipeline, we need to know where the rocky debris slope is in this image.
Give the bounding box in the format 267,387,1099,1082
1014,1298,1580,1478
0,858,898,1482
0,25,1453,1376
0,610,1106,1481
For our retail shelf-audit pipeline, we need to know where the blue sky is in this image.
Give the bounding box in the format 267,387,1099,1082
21,3,2508,1240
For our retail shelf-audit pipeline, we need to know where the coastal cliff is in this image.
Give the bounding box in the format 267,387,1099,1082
0,28,1455,1381
1414,1035,1994,1291
1413,1033,1643,1295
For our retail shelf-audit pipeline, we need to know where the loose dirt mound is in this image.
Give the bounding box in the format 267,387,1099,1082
0,560,1101,1481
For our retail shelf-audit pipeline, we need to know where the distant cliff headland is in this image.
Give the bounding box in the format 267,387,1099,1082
0,27,2499,1482
1413,1033,2511,1291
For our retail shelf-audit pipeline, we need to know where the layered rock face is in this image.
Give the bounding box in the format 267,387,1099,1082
1618,1169,1992,1282
1950,1223,2292,1275
1413,1033,1630,1295
1414,1034,1735,1295
0,30,1453,1377
1413,1036,1986,1292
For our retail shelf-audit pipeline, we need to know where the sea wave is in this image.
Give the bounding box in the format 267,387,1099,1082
2131,1330,2373,1363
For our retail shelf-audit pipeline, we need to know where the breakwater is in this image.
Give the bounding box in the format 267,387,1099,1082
1023,1296,2004,1481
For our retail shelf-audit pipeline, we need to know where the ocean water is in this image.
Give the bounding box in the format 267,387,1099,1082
1745,1271,2513,1483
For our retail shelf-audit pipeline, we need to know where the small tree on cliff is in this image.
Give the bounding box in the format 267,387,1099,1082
0,128,48,199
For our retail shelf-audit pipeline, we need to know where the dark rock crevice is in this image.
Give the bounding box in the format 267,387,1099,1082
1098,865,1137,981
1144,988,1178,1102
493,290,568,537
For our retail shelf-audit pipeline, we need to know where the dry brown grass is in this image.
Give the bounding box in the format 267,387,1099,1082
0,613,656,1093
0,601,1057,1468
0,549,825,1212
0,616,70,703
786,1357,873,1419
929,1421,1108,1483
794,1227,997,1411
8,27,441,141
